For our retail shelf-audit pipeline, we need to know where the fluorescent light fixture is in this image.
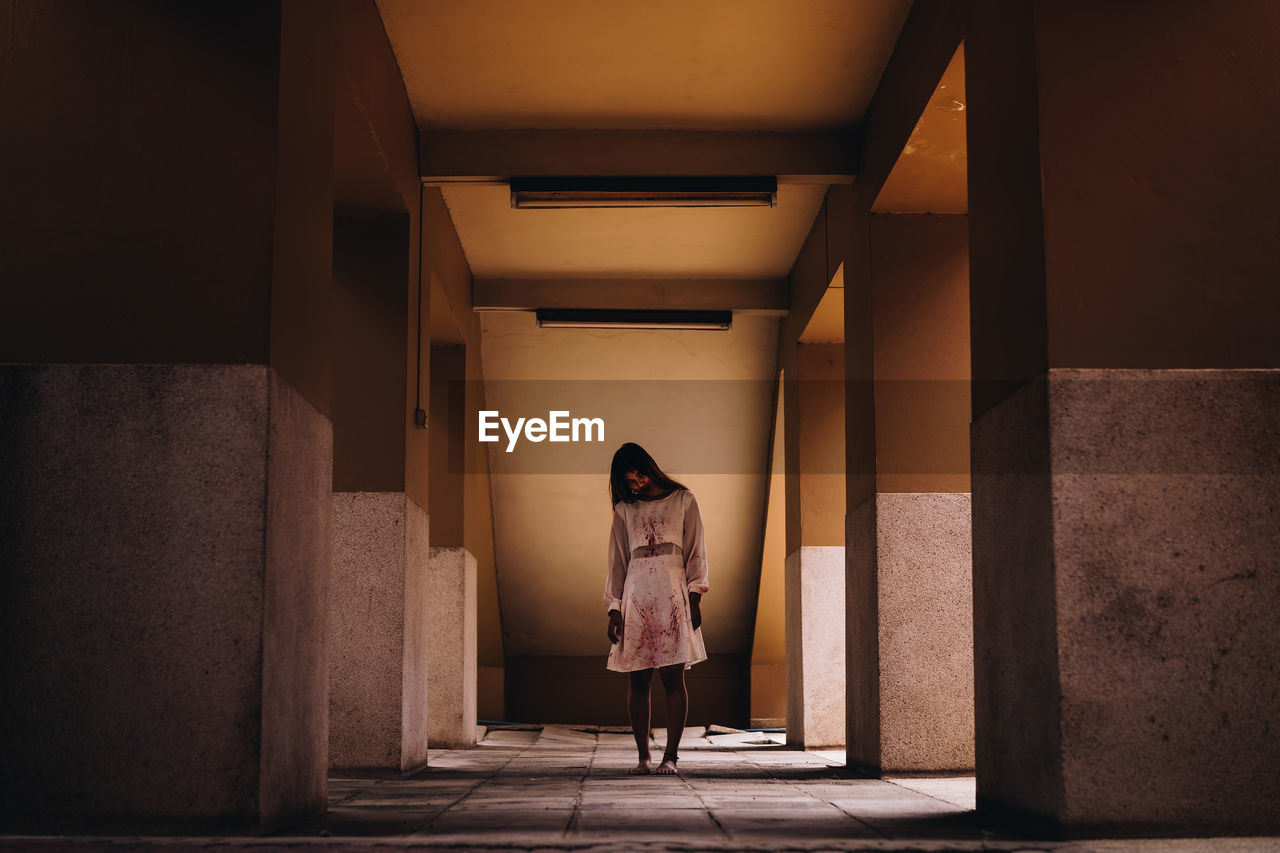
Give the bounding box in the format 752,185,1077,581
536,309,732,330
511,177,777,209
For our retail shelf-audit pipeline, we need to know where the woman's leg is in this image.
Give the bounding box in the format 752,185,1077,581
656,664,687,774
628,668,655,773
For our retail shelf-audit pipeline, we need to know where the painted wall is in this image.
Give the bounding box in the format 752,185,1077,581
795,344,846,546
0,1,301,390
1034,3,1280,372
478,309,777,723
969,1,1280,420
332,214,411,492
332,0,429,509
749,382,787,727
870,214,970,493
428,343,466,544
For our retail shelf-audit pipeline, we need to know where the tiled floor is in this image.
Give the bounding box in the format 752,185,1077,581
3,727,1277,852
300,724,1003,847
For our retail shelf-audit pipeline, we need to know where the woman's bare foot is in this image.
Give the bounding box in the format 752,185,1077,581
628,758,652,775
655,754,678,775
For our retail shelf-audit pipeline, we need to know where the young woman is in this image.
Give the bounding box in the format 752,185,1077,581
604,442,710,775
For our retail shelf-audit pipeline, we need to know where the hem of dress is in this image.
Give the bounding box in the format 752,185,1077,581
606,654,707,673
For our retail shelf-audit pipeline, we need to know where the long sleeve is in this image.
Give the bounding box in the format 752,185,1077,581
604,506,629,612
682,491,710,596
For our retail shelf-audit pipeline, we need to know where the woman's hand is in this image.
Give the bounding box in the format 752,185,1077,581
689,592,702,630
607,610,623,644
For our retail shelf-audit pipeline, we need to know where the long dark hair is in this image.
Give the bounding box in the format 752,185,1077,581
609,442,689,506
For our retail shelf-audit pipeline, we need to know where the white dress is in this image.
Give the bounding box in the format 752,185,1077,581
604,488,710,672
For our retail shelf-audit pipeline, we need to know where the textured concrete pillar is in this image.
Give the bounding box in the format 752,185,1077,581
0,0,336,831
427,546,478,748
0,365,331,832
972,371,1280,833
783,343,846,748
785,547,846,748
326,208,425,772
968,0,1280,834
846,494,973,774
845,214,974,774
329,493,430,772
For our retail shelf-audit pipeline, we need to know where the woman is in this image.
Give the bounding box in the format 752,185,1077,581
604,442,710,775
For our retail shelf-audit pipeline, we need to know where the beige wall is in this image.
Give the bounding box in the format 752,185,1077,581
870,214,970,493
795,344,846,547
331,0,427,498
1034,4,1280,372
782,340,846,552
749,380,787,726
428,343,466,545
969,2,1280,418
332,214,411,492
0,1,322,399
334,0,429,510
478,308,777,722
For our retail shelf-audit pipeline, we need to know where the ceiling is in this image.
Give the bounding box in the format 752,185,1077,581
375,0,913,132
375,0,912,281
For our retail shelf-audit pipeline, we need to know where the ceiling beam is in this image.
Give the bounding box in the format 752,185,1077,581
473,277,788,315
422,129,858,184
855,0,967,204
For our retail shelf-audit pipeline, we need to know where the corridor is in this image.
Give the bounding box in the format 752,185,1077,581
3,0,1277,846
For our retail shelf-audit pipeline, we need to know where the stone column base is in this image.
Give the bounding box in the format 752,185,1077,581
428,546,478,749
0,364,331,832
973,368,1280,836
785,546,846,749
846,493,974,775
329,492,430,773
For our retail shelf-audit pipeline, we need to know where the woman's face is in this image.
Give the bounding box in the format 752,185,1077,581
625,469,653,495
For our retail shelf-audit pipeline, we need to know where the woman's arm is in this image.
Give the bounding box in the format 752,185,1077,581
681,491,710,598
604,506,629,614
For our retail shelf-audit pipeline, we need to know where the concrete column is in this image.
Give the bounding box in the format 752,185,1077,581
784,547,846,748
327,213,432,773
427,547,479,747
968,0,1280,835
0,366,331,832
425,344,479,747
784,343,846,748
328,493,430,770
0,1,334,832
324,2,433,774
845,214,974,775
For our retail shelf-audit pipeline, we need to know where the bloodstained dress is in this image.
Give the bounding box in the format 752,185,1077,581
604,488,709,672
